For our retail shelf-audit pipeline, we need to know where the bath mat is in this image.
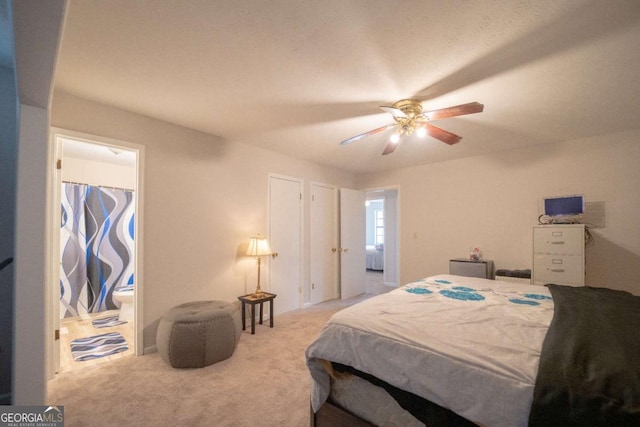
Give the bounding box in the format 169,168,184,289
92,315,127,329
70,332,128,362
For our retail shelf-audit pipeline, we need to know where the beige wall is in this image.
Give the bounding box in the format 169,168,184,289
14,104,50,404
11,0,66,404
52,91,356,350
0,64,17,403
357,131,640,295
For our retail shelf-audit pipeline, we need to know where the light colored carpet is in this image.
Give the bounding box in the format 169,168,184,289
48,273,392,426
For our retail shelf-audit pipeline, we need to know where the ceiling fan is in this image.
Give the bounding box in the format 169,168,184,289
340,99,484,155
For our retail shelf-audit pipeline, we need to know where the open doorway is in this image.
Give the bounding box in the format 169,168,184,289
48,129,144,376
365,188,399,288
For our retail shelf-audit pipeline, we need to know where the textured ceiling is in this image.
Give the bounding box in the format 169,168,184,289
54,0,640,174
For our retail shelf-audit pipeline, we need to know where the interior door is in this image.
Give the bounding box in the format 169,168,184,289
269,175,302,315
340,188,366,299
310,183,338,304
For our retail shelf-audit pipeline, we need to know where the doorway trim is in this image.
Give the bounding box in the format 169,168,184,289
47,128,145,378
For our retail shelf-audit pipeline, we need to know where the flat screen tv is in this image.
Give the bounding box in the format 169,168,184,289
543,195,584,218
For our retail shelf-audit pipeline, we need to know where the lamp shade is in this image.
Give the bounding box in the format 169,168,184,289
246,235,273,257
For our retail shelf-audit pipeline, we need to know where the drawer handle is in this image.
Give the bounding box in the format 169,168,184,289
550,268,565,273
550,241,565,245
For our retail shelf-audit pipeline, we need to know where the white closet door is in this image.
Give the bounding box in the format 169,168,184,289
340,188,366,299
269,175,302,315
310,183,338,304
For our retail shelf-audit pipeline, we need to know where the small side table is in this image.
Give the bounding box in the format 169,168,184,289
237,292,277,334
449,258,494,279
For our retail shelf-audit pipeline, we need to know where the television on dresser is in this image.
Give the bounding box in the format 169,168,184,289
543,194,584,220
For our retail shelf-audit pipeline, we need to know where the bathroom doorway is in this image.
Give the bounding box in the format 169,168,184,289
365,187,400,288
48,129,144,375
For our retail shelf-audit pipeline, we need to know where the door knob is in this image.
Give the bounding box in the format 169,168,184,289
271,252,278,258
331,248,337,253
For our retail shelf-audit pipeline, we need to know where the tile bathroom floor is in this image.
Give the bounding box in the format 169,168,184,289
58,310,134,373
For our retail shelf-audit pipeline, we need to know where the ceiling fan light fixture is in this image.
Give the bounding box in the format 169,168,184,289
340,100,484,155
400,123,414,136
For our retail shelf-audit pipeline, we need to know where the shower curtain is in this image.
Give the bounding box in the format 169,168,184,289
60,183,135,318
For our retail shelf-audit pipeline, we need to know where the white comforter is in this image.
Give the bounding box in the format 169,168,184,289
306,274,555,427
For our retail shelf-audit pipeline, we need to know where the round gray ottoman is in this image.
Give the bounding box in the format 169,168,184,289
156,300,241,368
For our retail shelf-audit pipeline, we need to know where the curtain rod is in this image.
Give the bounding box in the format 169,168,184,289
62,180,134,192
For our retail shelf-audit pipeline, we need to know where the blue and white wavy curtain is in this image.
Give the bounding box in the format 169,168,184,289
60,183,135,318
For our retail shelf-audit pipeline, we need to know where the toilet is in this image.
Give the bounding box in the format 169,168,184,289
113,286,135,322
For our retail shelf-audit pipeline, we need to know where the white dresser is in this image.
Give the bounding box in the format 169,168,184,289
532,224,585,286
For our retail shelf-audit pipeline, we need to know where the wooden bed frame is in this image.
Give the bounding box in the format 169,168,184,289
310,400,374,427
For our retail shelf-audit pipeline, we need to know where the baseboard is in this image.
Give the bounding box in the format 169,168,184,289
313,400,374,426
144,344,157,354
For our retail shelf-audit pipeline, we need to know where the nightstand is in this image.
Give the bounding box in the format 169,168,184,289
237,292,277,334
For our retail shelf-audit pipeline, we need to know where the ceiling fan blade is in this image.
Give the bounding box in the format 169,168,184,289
340,124,396,145
422,123,462,145
422,102,484,120
379,105,407,118
381,140,400,156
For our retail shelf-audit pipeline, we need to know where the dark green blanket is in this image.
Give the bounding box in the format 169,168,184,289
529,284,640,426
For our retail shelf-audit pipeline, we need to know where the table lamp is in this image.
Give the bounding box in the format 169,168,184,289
246,234,273,297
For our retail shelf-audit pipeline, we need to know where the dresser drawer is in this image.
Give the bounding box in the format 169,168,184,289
533,254,584,285
533,226,583,255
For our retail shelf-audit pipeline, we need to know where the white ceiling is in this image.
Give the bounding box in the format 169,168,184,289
62,137,137,167
54,0,640,174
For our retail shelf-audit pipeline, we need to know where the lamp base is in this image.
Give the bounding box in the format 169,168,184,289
251,256,268,299
250,291,267,299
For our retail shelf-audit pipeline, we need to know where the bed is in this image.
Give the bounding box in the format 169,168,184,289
306,274,640,426
365,245,383,271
